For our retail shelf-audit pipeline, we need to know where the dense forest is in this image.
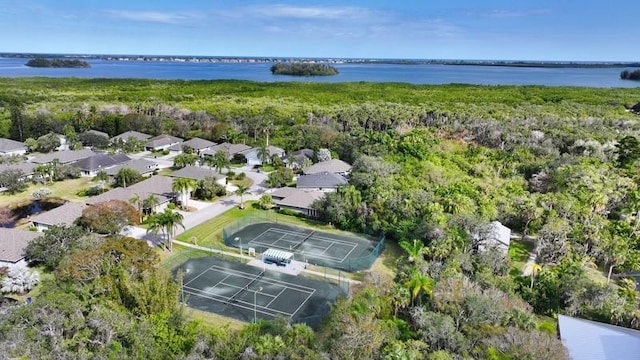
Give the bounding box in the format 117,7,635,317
270,62,339,76
25,58,91,68
621,69,640,81
1,78,640,358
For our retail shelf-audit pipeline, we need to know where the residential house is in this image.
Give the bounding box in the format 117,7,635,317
0,138,28,156
86,175,177,214
170,165,226,186
296,171,348,192
30,202,88,232
73,153,131,177
242,145,286,166
271,187,324,217
110,130,152,144
201,143,253,160
105,158,158,177
302,159,352,176
144,134,183,151
30,149,96,165
289,148,315,168
558,314,640,360
0,228,39,266
0,162,37,179
168,137,216,155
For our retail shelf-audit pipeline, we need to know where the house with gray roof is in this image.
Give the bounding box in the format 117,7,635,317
0,228,40,266
86,175,176,213
0,138,28,156
168,137,216,155
271,187,324,217
105,158,158,177
110,130,152,143
201,143,253,160
296,172,348,192
242,145,286,166
558,314,640,360
289,148,315,168
302,159,352,176
170,165,226,184
30,202,88,232
73,153,131,177
144,134,183,151
31,149,96,165
0,162,37,178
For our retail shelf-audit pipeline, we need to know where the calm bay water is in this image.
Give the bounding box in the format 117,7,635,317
0,57,638,88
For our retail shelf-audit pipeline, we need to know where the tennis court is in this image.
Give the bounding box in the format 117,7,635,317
177,257,345,327
226,222,381,271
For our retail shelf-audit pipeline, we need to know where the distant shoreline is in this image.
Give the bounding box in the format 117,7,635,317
1,52,639,69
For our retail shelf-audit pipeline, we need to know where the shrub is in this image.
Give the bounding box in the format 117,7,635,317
32,187,52,199
235,172,246,180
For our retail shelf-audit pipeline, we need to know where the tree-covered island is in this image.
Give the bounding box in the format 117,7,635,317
270,62,339,76
621,69,640,80
25,58,91,68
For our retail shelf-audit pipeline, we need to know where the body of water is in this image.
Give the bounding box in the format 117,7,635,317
0,57,638,87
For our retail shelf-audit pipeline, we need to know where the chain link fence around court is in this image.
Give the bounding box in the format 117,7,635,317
223,213,385,272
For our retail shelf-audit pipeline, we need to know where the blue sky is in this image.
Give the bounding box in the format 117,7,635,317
0,0,637,61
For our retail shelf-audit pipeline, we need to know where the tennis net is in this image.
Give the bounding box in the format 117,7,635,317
225,270,265,305
292,231,314,250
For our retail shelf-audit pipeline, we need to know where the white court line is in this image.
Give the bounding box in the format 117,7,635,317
266,287,287,308
184,265,231,287
258,227,358,246
248,239,346,262
185,265,318,318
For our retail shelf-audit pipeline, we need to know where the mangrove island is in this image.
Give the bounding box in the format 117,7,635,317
270,62,339,76
621,69,640,81
25,58,91,68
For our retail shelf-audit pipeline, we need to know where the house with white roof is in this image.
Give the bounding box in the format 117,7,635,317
302,159,352,176
296,171,348,192
168,137,216,155
242,145,286,166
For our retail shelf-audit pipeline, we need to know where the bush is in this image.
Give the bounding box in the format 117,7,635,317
162,149,170,155
227,171,236,178
167,202,177,210
32,187,52,199
278,208,303,217
235,172,246,180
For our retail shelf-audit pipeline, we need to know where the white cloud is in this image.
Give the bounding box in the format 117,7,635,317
103,10,202,24
246,4,379,21
476,9,551,19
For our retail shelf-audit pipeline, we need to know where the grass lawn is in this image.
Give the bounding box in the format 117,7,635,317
230,177,253,188
370,239,403,279
508,237,535,271
175,204,263,250
183,306,246,331
0,177,93,204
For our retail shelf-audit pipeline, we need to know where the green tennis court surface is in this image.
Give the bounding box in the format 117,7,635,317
176,257,345,328
226,222,382,271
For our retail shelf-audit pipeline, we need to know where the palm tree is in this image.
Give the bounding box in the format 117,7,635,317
146,209,185,252
399,239,425,263
404,269,434,306
143,194,159,214
256,144,270,165
213,150,230,174
129,193,143,222
235,184,250,209
524,263,543,288
172,178,196,207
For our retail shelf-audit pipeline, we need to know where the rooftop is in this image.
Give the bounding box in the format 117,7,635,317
110,130,152,142
297,172,348,189
73,153,130,172
558,314,640,360
168,137,216,152
170,166,225,181
30,202,87,227
31,149,96,165
201,143,252,157
273,188,325,210
0,138,27,153
145,134,183,149
302,159,352,175
105,158,158,176
0,228,40,263
84,129,109,138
